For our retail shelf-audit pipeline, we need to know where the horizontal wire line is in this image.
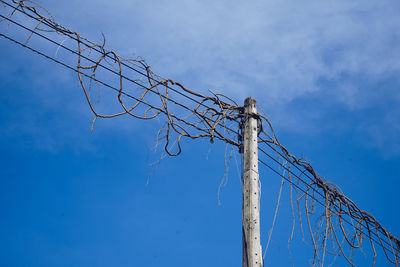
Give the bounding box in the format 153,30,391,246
258,158,325,207
258,137,398,251
0,13,240,142
2,27,396,258
258,145,325,198
2,0,398,259
0,32,235,144
258,147,397,255
1,0,240,126
258,138,318,184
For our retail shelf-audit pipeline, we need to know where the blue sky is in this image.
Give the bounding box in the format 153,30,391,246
0,0,399,266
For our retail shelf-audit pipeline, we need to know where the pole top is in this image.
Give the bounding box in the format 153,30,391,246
244,97,257,107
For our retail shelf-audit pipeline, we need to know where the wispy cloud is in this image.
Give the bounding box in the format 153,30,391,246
3,0,400,154
37,0,400,102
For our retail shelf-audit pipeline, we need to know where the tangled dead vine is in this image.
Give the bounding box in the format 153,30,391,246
257,113,400,266
1,0,243,156
1,1,399,266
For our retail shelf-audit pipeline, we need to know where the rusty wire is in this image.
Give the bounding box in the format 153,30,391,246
1,0,399,266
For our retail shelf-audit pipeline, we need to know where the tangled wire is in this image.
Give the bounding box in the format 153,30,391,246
1,0,399,266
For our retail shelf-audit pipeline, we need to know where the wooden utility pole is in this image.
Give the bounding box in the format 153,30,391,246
241,97,263,267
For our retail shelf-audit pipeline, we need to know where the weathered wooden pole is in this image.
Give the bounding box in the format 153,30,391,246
241,97,263,267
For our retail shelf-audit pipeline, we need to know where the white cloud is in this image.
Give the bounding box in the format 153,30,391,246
3,0,400,154
31,0,400,103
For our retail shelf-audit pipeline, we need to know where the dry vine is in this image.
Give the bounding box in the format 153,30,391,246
257,112,400,266
1,1,399,266
1,0,242,157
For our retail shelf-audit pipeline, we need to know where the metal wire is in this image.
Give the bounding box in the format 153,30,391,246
1,1,399,265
